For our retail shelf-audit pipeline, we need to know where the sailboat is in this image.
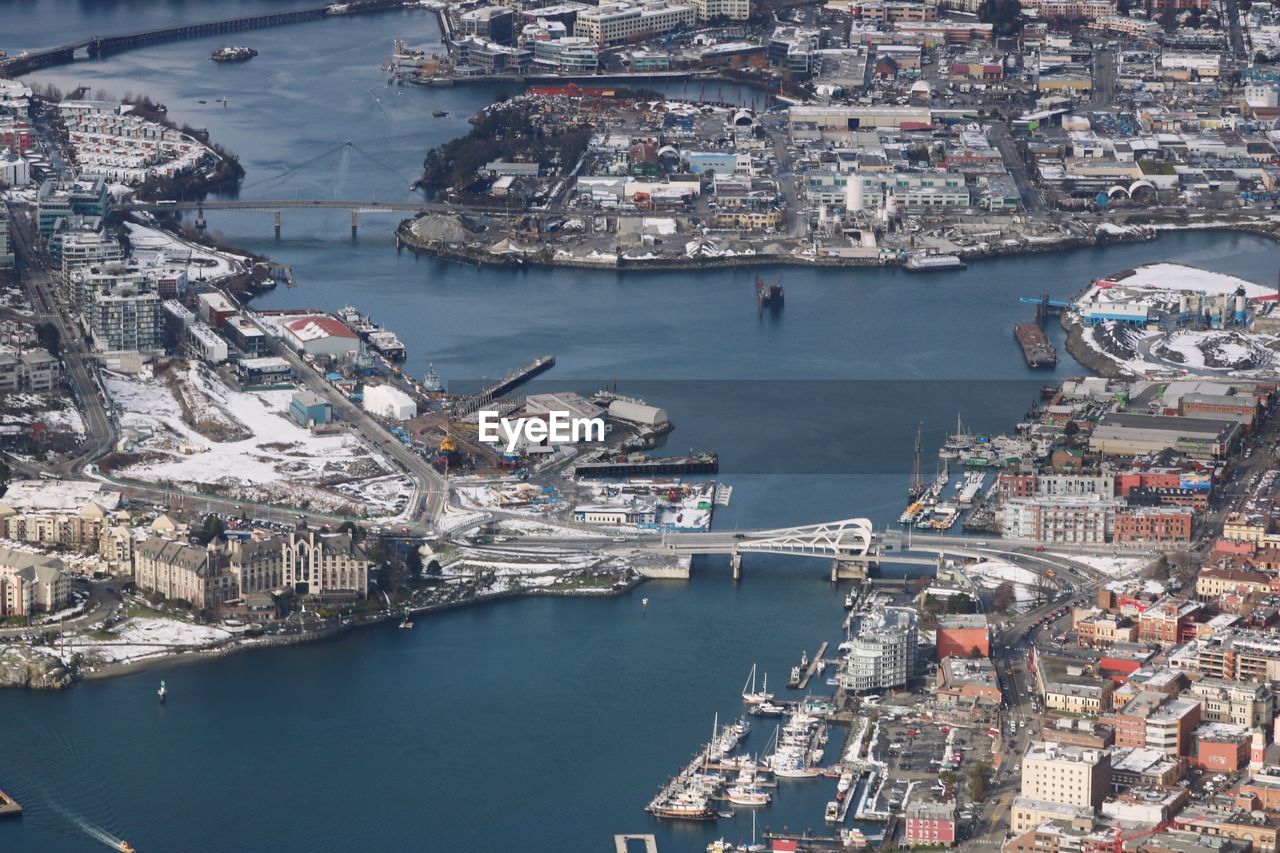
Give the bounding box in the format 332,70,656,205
741,664,773,706
157,680,166,703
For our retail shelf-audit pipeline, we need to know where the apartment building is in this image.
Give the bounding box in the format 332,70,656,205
573,1,695,46
0,547,71,617
1020,742,1111,807
841,606,918,692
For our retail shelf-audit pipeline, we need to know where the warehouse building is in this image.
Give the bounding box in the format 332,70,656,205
1089,413,1241,460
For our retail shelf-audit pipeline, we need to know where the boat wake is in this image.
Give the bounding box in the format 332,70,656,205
46,799,128,850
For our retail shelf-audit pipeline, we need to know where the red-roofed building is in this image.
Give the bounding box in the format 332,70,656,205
282,314,359,358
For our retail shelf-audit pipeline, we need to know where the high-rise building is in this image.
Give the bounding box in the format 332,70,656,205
841,606,918,692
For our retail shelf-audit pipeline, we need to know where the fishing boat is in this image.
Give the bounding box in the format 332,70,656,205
825,800,841,822
157,680,166,703
843,590,855,609
786,665,802,689
741,663,773,706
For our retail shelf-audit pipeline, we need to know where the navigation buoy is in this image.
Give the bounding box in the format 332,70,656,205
642,597,649,613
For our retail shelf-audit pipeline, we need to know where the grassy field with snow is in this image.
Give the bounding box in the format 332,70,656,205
103,363,413,517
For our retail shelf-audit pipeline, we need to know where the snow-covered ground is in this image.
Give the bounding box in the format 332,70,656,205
104,364,412,517
452,479,564,515
59,616,232,665
124,221,250,284
1050,553,1149,578
965,559,1047,611
0,391,86,436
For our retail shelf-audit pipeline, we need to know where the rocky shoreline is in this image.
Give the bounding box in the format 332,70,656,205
0,576,646,690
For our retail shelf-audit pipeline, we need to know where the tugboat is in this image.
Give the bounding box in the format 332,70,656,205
423,363,443,393
756,275,784,313
210,46,258,63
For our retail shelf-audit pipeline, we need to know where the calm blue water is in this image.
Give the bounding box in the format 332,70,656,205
4,4,1280,850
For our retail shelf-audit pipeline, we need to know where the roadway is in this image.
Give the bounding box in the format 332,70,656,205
3,203,117,477
236,304,449,531
988,123,1045,213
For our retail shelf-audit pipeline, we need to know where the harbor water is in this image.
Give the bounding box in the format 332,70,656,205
4,3,1280,850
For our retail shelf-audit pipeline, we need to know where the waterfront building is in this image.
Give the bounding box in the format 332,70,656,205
573,503,657,525
363,384,416,421
460,6,515,44
135,530,371,610
0,548,70,617
1089,413,1241,460
1000,495,1119,545
840,606,918,692
281,314,359,359
531,37,600,72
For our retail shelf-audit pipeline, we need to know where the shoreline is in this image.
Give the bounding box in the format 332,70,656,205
62,574,648,687
394,217,1280,274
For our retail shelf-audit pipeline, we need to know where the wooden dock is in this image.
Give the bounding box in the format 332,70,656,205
797,641,829,689
0,789,22,818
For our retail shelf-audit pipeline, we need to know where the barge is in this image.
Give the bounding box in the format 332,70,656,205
574,452,718,479
904,253,965,272
1014,322,1057,368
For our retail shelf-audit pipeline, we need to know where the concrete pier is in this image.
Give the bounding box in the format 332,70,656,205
274,210,282,239
731,548,742,581
351,210,359,238
195,207,206,231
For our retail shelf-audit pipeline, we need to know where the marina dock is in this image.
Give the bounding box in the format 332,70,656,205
0,789,22,818
797,641,829,690
453,355,556,417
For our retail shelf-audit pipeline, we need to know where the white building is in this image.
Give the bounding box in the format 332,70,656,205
0,150,30,187
281,314,359,358
363,384,416,421
186,322,228,365
574,1,696,46
841,606,918,692
689,0,749,20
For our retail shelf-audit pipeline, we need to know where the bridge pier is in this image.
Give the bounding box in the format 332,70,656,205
731,549,741,581
831,559,870,582
351,210,358,238
274,210,281,239
195,207,206,231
